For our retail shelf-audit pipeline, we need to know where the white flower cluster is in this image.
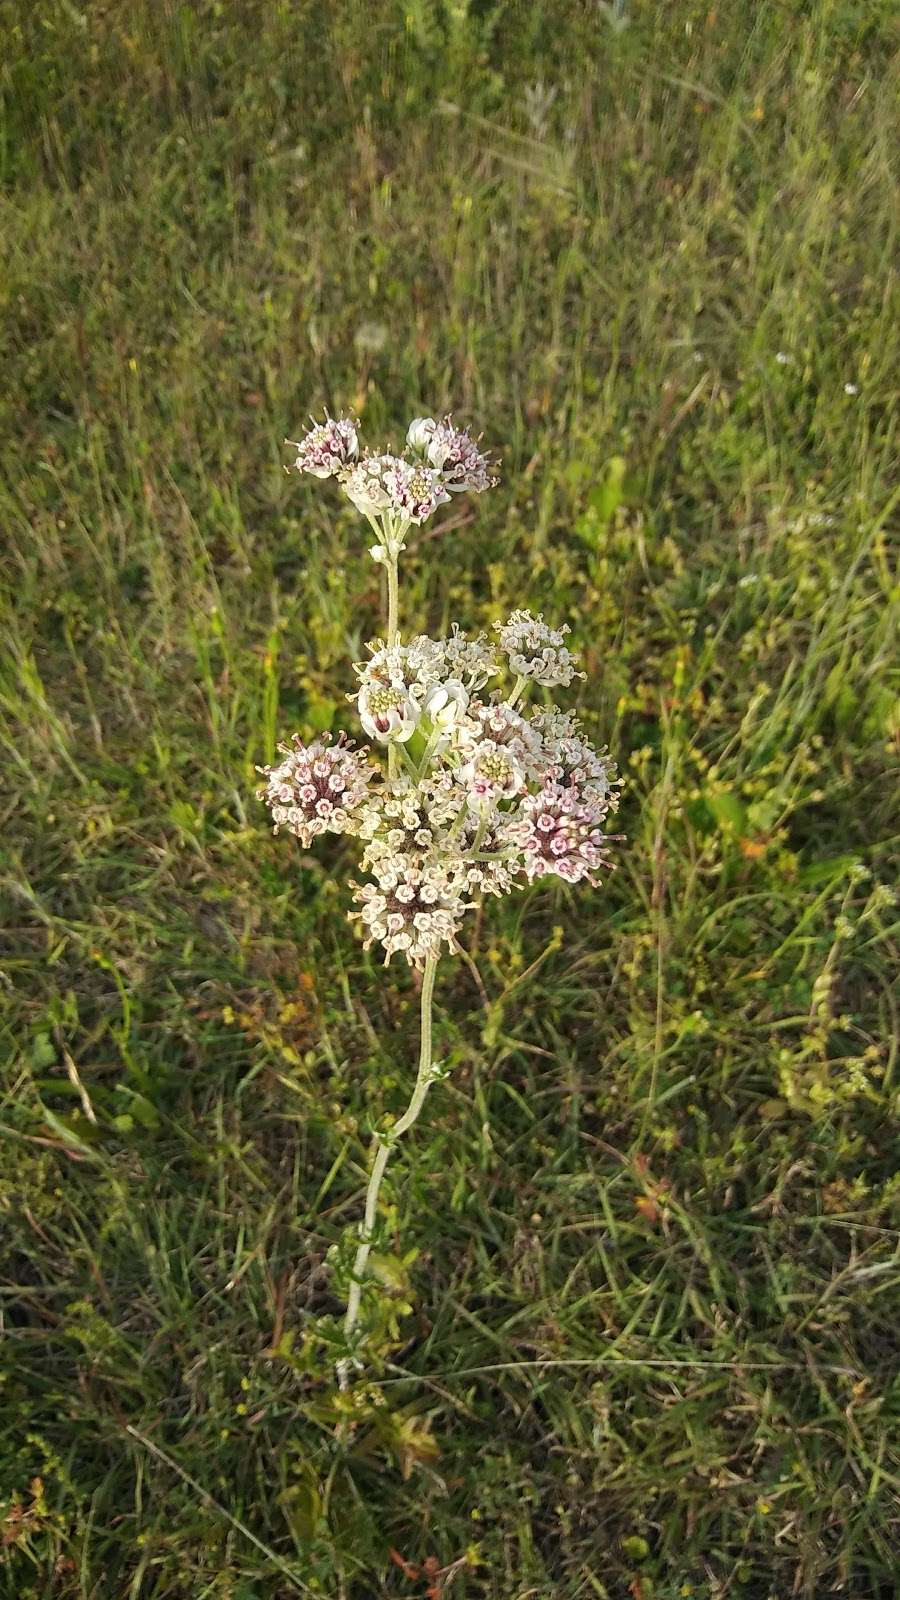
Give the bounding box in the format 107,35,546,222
495,609,584,688
286,412,498,561
260,616,620,967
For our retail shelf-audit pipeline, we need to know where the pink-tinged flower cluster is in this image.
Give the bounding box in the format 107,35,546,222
383,458,451,524
257,734,375,846
511,783,615,885
285,409,498,555
341,454,449,529
407,416,498,494
269,409,621,967
531,709,618,807
287,416,358,478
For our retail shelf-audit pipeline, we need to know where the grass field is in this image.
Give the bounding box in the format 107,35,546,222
2,2,899,1596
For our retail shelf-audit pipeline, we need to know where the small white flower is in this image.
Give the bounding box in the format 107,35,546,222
459,699,545,781
342,453,401,518
384,459,450,525
844,382,858,396
358,681,419,743
458,740,524,809
775,351,791,365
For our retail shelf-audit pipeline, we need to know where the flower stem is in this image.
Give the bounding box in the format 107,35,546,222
507,674,529,709
385,533,400,777
338,955,439,1386
386,556,399,647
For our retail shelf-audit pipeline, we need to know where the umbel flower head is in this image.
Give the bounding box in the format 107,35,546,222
264,411,620,967
287,410,498,557
352,861,470,967
511,782,615,885
287,415,358,478
257,733,375,847
495,609,584,688
259,623,619,965
406,415,498,493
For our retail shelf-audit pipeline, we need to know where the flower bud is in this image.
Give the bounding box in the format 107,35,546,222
406,416,438,454
417,679,469,729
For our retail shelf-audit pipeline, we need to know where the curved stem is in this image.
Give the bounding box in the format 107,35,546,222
507,673,529,709
338,955,439,1385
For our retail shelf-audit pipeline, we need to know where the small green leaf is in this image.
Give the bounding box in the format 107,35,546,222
114,1086,160,1129
798,853,859,886
41,1108,101,1156
278,1472,321,1543
705,790,747,833
31,1032,57,1069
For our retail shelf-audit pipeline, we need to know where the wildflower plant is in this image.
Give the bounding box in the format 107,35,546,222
261,412,621,1380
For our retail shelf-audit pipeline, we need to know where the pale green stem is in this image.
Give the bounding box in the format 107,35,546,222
397,741,420,779
507,673,529,709
447,805,468,841
386,556,399,647
416,723,446,777
471,803,490,855
338,955,439,1386
385,521,401,775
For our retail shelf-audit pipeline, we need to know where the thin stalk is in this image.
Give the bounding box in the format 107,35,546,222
416,722,446,777
507,674,529,709
471,803,490,855
386,558,399,646
338,955,439,1386
385,525,400,770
